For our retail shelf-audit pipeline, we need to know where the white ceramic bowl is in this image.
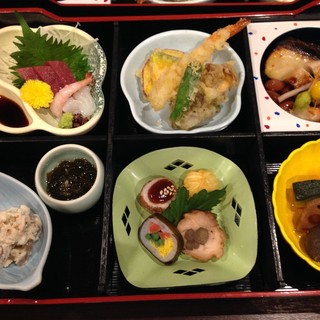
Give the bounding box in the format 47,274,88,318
0,24,107,136
35,144,105,213
0,172,52,291
120,29,245,134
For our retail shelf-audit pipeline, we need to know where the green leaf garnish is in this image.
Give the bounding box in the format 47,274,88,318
10,12,91,87
162,187,189,226
187,187,227,211
162,186,227,226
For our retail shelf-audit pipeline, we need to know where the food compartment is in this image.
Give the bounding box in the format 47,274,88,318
248,20,320,133
104,134,280,295
263,135,320,290
114,19,256,135
0,13,114,138
0,12,116,299
0,139,107,299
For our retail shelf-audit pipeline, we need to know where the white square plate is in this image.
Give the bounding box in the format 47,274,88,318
248,20,320,132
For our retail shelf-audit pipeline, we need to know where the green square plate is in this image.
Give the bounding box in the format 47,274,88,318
112,147,257,288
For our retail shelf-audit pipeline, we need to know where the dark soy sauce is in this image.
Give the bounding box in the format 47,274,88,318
0,95,29,127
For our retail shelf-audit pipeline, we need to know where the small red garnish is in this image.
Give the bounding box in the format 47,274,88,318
159,231,171,239
149,222,161,233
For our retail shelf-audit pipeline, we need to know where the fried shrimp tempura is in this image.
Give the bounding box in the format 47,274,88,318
147,18,250,111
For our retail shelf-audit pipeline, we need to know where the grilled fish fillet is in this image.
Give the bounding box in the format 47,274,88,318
265,37,320,88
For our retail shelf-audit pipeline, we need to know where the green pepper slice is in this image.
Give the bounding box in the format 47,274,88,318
170,62,202,121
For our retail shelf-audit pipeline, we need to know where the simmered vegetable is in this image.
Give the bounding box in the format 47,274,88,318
310,80,320,100
293,91,311,111
292,180,320,232
304,224,320,262
293,180,320,201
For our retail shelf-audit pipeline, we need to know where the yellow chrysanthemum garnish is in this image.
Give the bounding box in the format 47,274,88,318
183,169,221,197
20,79,54,109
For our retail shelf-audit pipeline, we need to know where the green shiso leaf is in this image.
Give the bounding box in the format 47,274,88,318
187,187,227,211
10,12,90,88
162,187,189,226
162,186,227,226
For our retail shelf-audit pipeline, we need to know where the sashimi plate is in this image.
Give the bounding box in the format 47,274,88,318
112,147,257,289
0,24,106,135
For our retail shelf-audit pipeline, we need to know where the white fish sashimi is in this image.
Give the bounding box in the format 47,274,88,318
50,73,93,117
63,86,96,117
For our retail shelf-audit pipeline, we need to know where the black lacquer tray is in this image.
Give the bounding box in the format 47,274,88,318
1,3,320,318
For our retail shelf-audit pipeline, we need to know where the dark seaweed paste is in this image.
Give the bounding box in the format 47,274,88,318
46,158,97,201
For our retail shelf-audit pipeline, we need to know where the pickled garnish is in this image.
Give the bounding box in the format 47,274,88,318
46,158,96,201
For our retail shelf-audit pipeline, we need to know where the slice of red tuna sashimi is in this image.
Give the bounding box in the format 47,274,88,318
44,61,76,86
17,67,41,81
33,65,64,94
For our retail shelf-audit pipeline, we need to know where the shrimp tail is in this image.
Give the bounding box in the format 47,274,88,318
226,18,251,38
148,18,250,111
191,18,250,61
50,73,93,118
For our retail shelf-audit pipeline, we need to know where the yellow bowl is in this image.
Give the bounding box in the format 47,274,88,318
272,139,320,271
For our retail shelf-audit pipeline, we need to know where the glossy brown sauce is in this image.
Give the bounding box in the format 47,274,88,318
148,178,176,204
0,95,29,127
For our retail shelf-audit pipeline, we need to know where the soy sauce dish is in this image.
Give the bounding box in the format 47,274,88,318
35,144,104,213
0,17,107,136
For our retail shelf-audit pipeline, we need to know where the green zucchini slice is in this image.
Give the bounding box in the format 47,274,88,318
292,180,320,201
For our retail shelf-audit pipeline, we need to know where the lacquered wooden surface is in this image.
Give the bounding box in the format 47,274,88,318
1,2,320,319
1,304,320,319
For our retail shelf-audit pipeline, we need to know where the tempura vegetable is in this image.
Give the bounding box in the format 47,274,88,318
170,62,202,122
147,18,250,111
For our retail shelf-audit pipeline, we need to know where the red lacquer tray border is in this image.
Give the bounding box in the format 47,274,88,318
0,0,319,22
0,289,320,305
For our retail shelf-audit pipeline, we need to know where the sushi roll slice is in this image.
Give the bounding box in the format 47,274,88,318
138,177,177,214
138,214,183,265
